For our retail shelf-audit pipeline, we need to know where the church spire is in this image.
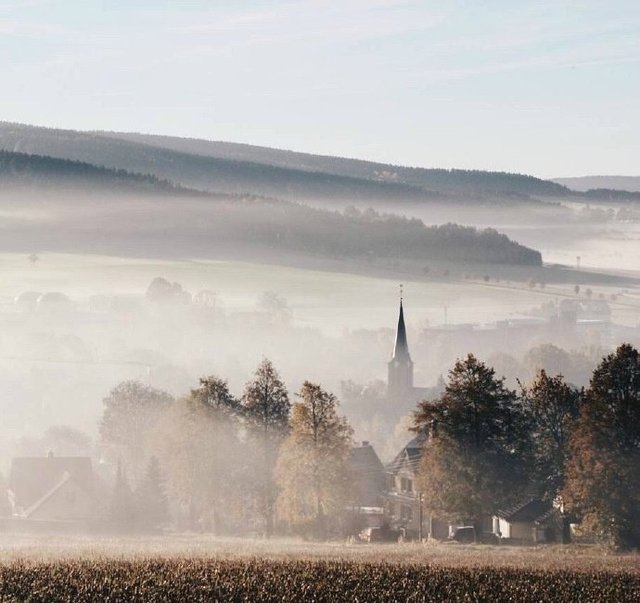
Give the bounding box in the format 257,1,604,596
388,285,414,397
392,285,411,362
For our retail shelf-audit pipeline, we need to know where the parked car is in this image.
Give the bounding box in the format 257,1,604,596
450,526,476,543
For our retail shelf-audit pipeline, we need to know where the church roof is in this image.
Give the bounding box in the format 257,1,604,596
391,300,412,362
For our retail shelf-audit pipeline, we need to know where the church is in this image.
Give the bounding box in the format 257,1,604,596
387,296,429,406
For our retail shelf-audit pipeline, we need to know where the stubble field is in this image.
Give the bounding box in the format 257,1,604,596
0,536,638,602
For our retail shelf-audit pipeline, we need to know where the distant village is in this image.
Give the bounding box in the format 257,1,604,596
1,286,638,550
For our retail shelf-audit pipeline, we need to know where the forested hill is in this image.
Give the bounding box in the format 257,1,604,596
0,123,437,204
0,150,542,267
101,130,570,198
0,150,188,195
0,122,567,202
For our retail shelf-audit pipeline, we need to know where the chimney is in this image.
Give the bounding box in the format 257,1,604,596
362,441,369,447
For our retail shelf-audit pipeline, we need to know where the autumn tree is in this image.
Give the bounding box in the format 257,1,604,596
242,358,290,537
414,354,531,534
275,381,353,538
152,376,246,533
520,370,581,501
564,344,640,549
100,381,173,482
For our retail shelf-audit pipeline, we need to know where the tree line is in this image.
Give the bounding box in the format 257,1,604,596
100,360,353,539
414,344,640,550
99,344,640,549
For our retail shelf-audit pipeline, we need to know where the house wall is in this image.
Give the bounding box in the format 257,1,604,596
497,518,535,541
27,481,97,521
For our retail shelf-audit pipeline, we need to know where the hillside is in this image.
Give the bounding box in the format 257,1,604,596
0,150,188,195
0,122,567,202
102,130,570,198
554,176,640,193
0,150,541,267
0,123,438,204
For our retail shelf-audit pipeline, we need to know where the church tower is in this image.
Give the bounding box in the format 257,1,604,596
387,294,414,398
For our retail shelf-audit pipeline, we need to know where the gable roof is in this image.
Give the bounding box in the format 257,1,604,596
351,442,384,472
496,498,552,524
9,456,94,510
386,432,427,474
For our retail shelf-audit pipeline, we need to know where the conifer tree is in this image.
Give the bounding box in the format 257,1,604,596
242,358,290,538
109,460,136,531
135,456,170,530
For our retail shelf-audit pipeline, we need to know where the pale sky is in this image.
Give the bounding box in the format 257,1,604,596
0,0,638,177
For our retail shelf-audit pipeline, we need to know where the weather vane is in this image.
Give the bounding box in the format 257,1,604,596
400,283,403,302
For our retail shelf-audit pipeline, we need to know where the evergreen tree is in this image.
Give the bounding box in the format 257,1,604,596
414,354,531,534
275,381,353,539
520,370,581,501
564,344,640,549
135,456,170,530
109,460,136,531
242,358,290,537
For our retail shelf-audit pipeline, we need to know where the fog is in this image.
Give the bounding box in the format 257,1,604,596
0,178,639,555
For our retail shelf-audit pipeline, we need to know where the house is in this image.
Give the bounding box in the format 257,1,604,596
6,453,106,529
494,498,567,543
348,441,386,530
383,432,450,540
350,441,385,507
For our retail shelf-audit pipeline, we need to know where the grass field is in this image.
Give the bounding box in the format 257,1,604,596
0,251,636,335
0,536,638,602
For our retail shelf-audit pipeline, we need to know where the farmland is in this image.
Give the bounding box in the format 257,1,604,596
0,537,638,602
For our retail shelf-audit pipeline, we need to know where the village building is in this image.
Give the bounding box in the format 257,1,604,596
4,453,106,530
349,441,386,529
494,498,567,544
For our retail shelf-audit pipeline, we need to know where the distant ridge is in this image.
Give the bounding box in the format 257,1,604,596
0,149,186,194
553,176,640,193
0,122,569,202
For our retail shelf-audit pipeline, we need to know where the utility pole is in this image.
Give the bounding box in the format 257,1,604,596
418,492,424,541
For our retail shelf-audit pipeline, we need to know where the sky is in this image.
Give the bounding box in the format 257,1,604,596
0,0,638,178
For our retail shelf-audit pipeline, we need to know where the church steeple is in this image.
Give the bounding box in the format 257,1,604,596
392,299,411,362
388,286,414,397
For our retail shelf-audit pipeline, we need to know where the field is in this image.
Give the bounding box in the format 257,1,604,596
0,251,637,335
0,536,638,602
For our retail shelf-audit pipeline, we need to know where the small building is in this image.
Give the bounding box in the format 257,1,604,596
5,454,106,529
494,499,565,543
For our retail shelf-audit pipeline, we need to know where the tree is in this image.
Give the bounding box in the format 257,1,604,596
151,377,246,533
520,370,581,501
99,381,173,482
191,375,240,416
414,354,531,534
564,344,640,549
135,456,170,530
109,460,136,531
275,382,353,538
242,359,290,537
